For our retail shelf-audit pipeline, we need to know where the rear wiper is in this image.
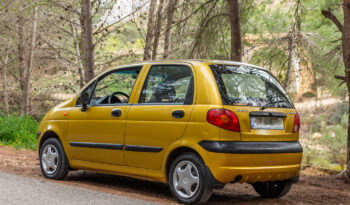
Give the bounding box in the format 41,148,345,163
260,100,286,110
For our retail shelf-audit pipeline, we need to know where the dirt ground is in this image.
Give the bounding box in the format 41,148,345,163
0,146,349,205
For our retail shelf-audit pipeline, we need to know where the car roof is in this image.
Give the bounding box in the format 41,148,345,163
121,59,263,69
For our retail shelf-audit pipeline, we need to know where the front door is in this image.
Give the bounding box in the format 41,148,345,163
125,64,195,169
68,66,143,165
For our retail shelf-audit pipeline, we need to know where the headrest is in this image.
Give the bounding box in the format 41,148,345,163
150,83,176,102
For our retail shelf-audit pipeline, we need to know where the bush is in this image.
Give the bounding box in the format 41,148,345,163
318,113,348,170
302,92,316,99
328,101,349,124
0,115,38,150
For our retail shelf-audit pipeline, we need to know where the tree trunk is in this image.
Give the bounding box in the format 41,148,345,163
227,0,242,62
152,0,165,60
69,11,85,88
23,5,38,115
343,0,350,180
82,0,95,83
163,0,176,59
143,0,157,61
284,0,301,89
2,44,10,116
284,36,294,89
323,0,350,181
17,14,26,116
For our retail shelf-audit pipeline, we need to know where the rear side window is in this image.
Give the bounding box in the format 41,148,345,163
139,65,194,104
210,64,293,108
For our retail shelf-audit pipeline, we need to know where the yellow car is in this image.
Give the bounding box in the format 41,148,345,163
37,60,302,204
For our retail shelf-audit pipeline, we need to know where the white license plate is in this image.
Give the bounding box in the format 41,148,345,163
250,117,284,130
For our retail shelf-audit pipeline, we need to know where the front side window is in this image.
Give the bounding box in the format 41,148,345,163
77,67,141,106
210,64,293,108
139,65,193,104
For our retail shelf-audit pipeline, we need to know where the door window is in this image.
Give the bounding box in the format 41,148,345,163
77,67,141,106
139,65,193,104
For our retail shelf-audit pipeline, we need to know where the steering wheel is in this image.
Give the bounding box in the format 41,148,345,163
108,91,130,104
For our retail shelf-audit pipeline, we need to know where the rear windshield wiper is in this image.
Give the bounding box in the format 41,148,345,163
260,100,286,110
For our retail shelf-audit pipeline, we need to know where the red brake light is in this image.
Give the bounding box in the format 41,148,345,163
293,113,300,133
207,109,240,132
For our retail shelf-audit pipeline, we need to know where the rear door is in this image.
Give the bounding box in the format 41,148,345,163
209,64,298,141
124,64,195,169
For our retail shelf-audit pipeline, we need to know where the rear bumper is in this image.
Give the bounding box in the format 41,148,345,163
199,141,303,154
198,141,303,184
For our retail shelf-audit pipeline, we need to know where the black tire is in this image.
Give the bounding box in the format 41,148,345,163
253,180,293,198
39,138,69,180
168,153,213,204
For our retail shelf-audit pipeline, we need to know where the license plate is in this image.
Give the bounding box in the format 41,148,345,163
250,116,284,130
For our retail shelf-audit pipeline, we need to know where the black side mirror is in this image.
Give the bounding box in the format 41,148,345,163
79,92,89,112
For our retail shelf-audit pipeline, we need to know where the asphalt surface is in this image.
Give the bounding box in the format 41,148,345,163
0,172,159,205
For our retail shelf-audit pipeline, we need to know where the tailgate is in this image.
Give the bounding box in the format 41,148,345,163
224,106,299,141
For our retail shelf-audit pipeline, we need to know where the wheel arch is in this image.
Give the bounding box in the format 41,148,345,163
39,131,62,150
38,129,71,168
164,145,225,189
165,146,203,181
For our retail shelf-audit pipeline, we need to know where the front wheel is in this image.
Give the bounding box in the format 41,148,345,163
168,153,213,204
253,180,293,198
39,138,69,180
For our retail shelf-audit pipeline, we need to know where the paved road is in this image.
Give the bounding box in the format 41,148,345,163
0,172,159,205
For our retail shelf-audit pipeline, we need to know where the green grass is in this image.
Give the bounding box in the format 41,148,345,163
0,115,39,150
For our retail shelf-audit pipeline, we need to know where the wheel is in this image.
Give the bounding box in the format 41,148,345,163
253,180,293,198
168,153,213,204
39,138,69,180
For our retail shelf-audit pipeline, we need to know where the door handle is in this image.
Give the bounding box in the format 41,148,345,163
172,110,185,118
111,108,122,117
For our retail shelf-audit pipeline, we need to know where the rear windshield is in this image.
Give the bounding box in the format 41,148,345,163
210,64,293,108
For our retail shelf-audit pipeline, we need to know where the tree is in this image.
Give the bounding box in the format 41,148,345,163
322,0,350,181
227,0,242,61
152,0,165,60
188,0,219,58
81,0,94,83
284,0,301,89
0,44,10,116
18,5,39,116
143,0,157,61
163,0,176,59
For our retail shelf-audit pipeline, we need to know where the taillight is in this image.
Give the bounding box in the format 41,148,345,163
293,113,300,133
207,109,240,132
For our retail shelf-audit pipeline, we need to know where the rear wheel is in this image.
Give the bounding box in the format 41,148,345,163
253,180,293,198
39,138,69,180
168,153,213,204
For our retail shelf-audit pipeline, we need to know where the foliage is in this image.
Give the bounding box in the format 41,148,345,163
319,113,348,170
328,101,349,124
0,115,38,150
250,47,288,81
303,113,348,170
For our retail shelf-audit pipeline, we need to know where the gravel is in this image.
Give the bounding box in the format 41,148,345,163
0,171,160,205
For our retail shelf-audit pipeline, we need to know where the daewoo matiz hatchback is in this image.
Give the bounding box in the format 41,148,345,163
37,60,302,204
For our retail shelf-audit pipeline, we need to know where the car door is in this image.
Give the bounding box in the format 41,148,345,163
67,66,144,166
125,64,195,170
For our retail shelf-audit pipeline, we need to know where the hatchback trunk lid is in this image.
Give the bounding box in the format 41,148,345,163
224,106,298,141
209,64,299,141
